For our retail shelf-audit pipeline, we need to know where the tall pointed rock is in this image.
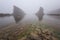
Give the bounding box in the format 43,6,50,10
36,7,44,21
13,6,25,23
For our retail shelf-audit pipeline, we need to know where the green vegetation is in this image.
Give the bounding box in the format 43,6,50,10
53,29,60,40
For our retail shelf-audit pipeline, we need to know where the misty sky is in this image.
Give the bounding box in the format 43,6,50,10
0,0,60,14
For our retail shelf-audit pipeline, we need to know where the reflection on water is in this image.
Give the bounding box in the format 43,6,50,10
20,14,39,24
0,15,60,30
0,16,15,27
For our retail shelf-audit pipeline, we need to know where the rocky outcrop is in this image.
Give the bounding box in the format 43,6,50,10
36,7,44,21
13,6,25,23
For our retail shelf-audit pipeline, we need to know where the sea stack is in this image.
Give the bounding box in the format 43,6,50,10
36,7,44,21
13,6,25,23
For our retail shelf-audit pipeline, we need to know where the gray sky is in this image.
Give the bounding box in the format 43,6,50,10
0,0,60,14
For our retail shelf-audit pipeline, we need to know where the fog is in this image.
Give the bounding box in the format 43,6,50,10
0,0,60,14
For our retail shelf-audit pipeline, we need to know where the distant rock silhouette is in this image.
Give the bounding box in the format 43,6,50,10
36,7,44,21
48,9,60,16
13,6,25,23
0,13,11,17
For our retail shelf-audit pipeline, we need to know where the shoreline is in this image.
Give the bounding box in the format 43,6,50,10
0,14,12,17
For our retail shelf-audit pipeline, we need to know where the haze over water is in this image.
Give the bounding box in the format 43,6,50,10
0,0,60,31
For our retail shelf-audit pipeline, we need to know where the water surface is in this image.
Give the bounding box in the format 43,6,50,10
0,15,60,31
0,16,15,27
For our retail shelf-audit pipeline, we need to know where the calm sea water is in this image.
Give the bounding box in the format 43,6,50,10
42,15,60,27
0,15,60,30
0,16,15,27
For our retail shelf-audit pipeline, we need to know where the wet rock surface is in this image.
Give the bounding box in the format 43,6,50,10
0,23,58,40
19,24,58,40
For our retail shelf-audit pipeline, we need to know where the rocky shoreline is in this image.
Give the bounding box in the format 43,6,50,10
0,23,58,40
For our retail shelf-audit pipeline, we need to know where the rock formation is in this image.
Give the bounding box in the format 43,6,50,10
36,7,44,21
13,6,25,23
